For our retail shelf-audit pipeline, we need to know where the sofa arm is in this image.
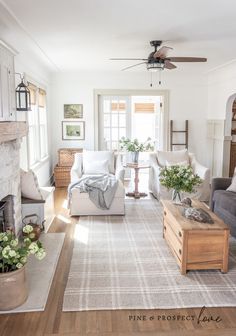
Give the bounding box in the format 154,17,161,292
149,153,161,198
210,177,232,210
115,154,125,183
70,153,83,183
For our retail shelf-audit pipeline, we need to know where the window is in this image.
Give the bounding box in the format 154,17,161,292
27,83,48,167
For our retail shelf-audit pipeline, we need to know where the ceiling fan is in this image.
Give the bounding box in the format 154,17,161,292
110,40,207,72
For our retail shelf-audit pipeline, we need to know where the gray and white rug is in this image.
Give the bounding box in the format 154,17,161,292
63,199,236,311
1,232,65,314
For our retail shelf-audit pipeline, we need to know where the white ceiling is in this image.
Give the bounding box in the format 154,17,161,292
2,0,236,73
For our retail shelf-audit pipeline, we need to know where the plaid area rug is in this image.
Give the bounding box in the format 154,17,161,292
63,199,236,311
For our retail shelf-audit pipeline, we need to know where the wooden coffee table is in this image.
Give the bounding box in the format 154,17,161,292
161,200,230,275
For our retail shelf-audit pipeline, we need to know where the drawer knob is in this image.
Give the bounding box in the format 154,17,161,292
178,231,182,238
164,211,167,216
164,225,166,231
179,249,182,255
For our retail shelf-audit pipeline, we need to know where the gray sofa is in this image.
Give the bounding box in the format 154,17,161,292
210,177,236,238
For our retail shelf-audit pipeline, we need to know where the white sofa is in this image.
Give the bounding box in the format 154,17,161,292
149,149,211,201
69,151,125,216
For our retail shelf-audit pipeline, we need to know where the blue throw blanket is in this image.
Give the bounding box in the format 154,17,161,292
68,174,118,210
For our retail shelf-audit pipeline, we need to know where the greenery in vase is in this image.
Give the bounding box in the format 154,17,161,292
0,225,46,273
159,165,202,193
119,137,154,152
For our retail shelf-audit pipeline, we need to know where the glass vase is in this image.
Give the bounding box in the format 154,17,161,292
131,151,139,163
172,189,182,204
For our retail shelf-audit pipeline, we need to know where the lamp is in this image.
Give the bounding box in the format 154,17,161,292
15,73,31,111
146,62,165,72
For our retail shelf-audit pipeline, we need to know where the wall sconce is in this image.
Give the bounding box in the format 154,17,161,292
15,73,31,111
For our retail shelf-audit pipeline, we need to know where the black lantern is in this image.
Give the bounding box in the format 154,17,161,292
16,77,31,111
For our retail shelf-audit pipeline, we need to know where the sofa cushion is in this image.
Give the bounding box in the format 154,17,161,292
213,190,236,217
83,151,115,174
157,149,189,167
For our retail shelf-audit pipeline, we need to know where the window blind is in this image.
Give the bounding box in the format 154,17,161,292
38,88,46,108
134,103,154,113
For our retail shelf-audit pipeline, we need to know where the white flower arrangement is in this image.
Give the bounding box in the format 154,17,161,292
0,226,46,273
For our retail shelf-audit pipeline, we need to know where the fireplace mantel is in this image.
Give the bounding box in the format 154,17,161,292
0,122,28,144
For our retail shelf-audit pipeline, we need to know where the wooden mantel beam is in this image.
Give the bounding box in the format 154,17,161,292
0,121,28,144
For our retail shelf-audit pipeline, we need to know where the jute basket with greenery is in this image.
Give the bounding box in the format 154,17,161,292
0,225,46,310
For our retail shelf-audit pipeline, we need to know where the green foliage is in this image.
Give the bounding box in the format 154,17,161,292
0,225,46,273
119,137,154,152
159,165,202,193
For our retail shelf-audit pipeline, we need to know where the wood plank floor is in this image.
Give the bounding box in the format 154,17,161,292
0,188,236,336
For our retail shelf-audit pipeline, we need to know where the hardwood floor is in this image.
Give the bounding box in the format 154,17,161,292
0,188,236,336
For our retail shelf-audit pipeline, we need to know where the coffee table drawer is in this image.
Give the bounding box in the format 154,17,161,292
164,220,182,264
163,207,183,242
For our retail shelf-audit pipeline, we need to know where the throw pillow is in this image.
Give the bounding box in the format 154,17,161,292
157,149,189,167
83,150,115,173
20,169,43,200
166,160,189,167
83,160,110,175
227,174,236,192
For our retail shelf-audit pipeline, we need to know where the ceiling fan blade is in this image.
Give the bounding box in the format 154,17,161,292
164,60,177,70
168,57,207,62
110,58,148,61
121,62,146,71
154,46,173,59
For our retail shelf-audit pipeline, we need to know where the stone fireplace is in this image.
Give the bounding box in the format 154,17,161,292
0,122,28,235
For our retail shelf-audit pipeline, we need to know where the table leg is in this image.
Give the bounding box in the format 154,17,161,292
126,167,148,199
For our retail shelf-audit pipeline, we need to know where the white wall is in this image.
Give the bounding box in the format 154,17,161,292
0,1,54,186
207,61,236,176
51,70,208,166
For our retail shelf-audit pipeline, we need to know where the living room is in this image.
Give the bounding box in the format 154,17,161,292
0,1,236,335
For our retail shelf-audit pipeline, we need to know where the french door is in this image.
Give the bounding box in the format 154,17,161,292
98,96,131,151
98,94,164,152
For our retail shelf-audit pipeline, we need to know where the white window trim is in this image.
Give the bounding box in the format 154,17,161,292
24,74,49,170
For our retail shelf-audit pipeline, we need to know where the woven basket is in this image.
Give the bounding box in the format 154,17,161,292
54,165,71,187
58,148,83,167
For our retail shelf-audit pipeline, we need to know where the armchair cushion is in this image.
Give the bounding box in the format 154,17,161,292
157,149,189,167
83,150,115,174
83,159,109,175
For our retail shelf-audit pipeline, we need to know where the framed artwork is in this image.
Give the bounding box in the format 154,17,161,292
64,104,83,119
62,121,85,140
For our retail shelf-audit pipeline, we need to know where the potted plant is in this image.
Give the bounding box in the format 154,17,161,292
159,165,202,203
0,225,46,310
119,137,154,163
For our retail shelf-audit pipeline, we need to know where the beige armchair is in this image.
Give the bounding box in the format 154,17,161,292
149,149,211,201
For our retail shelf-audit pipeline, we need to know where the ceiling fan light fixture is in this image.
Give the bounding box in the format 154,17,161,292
146,62,165,72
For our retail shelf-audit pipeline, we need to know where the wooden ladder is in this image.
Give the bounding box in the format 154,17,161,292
170,120,188,151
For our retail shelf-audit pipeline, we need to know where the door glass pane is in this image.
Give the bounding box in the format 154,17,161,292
119,114,126,127
111,128,118,141
111,114,119,127
104,128,110,141
104,114,110,127
119,127,126,138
